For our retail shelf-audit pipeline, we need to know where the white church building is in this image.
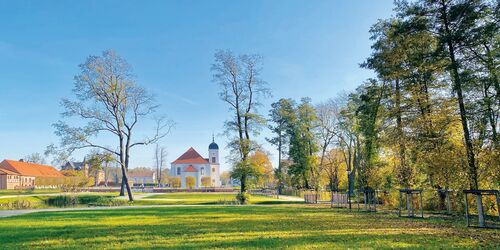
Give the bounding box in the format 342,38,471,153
170,139,221,188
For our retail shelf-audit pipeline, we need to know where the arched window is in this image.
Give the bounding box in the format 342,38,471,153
177,167,181,175
201,167,205,175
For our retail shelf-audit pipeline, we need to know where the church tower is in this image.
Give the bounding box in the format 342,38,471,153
208,135,219,164
208,135,221,187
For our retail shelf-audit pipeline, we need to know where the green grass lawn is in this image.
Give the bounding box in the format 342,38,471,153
0,205,498,249
135,192,297,205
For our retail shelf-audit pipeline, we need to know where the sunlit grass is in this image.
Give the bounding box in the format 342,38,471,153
0,205,498,249
135,192,297,205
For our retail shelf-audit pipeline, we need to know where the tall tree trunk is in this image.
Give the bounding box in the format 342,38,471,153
440,0,478,189
120,177,125,196
319,141,328,189
240,173,246,193
124,137,134,201
395,79,409,187
354,135,360,191
277,133,283,194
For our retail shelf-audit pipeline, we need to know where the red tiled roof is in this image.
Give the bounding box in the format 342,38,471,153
183,165,198,172
172,147,209,164
0,168,18,175
0,160,64,178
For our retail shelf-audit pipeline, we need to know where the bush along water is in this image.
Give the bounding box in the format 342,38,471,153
45,195,79,207
45,195,128,208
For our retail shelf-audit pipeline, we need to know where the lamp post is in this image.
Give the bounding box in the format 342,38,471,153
347,169,351,210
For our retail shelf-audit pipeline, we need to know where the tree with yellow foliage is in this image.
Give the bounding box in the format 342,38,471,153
201,177,211,187
247,150,274,188
185,176,196,189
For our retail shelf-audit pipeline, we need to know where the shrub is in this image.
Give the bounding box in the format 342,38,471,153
217,199,239,205
45,195,79,207
378,190,398,209
185,176,196,189
89,197,128,207
77,195,104,204
236,192,251,204
0,200,34,210
168,177,181,188
44,195,127,207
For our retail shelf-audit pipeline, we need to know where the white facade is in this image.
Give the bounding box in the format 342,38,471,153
170,141,221,188
208,146,221,187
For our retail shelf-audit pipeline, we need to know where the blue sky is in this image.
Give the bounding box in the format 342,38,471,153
0,0,393,171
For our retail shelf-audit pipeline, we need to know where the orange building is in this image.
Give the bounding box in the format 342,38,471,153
0,159,64,190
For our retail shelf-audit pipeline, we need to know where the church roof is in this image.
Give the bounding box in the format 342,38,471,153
209,135,219,149
172,147,209,164
209,142,219,150
183,165,198,172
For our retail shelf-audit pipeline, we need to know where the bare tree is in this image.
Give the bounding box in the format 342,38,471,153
23,153,47,165
53,50,173,201
154,144,167,186
335,94,358,194
315,99,341,190
211,50,270,193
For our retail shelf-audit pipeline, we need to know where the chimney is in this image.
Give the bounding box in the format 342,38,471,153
19,159,24,162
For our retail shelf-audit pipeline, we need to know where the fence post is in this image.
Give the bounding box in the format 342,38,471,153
496,192,500,221
398,191,402,217
344,192,347,209
446,190,451,213
420,191,423,218
348,189,351,210
476,194,485,227
357,191,360,211
330,191,334,208
407,191,412,217
464,192,469,227
363,190,368,211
